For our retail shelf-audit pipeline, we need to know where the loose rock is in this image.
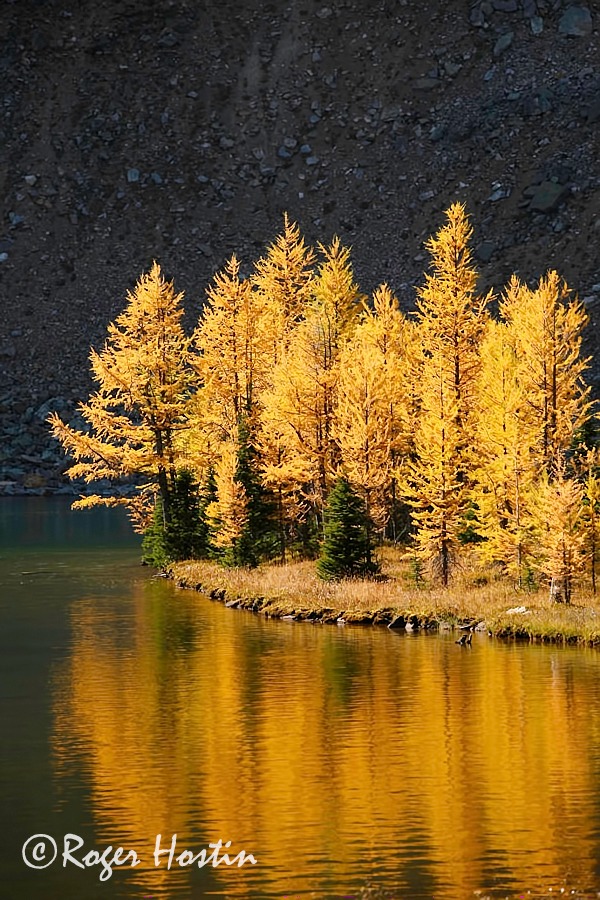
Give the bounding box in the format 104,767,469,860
493,32,513,57
558,6,592,37
528,181,570,213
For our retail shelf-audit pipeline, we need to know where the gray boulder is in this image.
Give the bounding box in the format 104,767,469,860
558,6,592,37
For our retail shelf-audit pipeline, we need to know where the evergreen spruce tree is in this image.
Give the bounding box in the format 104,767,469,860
233,416,277,566
164,468,209,561
317,477,378,580
142,468,210,568
141,497,169,570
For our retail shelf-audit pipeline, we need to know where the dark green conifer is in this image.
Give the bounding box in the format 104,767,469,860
234,417,278,566
317,477,379,580
142,468,210,568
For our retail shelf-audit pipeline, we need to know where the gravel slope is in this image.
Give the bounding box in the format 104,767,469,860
1,0,598,490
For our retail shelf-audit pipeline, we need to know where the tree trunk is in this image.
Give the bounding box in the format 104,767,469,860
278,487,286,564
549,577,564,604
155,429,172,524
365,490,372,569
440,539,450,587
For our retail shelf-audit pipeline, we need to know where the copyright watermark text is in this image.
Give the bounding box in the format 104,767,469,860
22,833,257,881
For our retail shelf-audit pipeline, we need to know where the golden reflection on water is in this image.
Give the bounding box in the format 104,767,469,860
51,577,600,899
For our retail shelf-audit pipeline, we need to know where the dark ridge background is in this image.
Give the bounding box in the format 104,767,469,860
1,0,598,490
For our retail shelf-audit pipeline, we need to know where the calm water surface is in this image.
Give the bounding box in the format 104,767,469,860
2,498,600,900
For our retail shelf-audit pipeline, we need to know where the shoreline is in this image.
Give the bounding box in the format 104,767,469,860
170,560,600,647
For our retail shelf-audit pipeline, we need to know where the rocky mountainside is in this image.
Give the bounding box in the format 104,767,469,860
1,0,599,492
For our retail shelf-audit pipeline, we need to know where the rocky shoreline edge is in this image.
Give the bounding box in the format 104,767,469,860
170,567,600,646
176,578,444,632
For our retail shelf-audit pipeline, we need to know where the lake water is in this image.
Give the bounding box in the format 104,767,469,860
2,498,600,900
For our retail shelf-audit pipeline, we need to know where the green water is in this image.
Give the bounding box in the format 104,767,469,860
2,497,600,900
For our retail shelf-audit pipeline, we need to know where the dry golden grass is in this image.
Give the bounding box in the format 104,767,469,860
488,602,600,643
171,546,600,643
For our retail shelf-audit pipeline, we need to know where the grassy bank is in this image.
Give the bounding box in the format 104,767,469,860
170,548,600,646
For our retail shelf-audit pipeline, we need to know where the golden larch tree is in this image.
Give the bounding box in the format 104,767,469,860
259,237,362,530
500,271,590,472
405,352,465,585
473,319,536,583
335,284,417,535
416,202,490,445
257,426,313,562
48,262,194,529
335,325,392,532
251,212,316,357
579,448,600,594
191,254,273,443
529,456,586,604
206,438,249,563
190,253,282,564
405,203,490,582
361,284,421,536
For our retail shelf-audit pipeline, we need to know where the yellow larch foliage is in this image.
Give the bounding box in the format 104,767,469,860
312,236,363,343
191,254,271,439
367,284,421,457
406,203,490,582
528,455,586,603
186,253,282,500
206,439,248,550
405,352,465,585
48,206,598,587
335,284,416,531
260,312,336,520
335,326,392,528
195,255,252,431
500,271,590,470
251,212,316,355
416,201,491,442
473,320,536,582
256,424,313,562
259,237,362,521
48,261,194,529
578,448,600,593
